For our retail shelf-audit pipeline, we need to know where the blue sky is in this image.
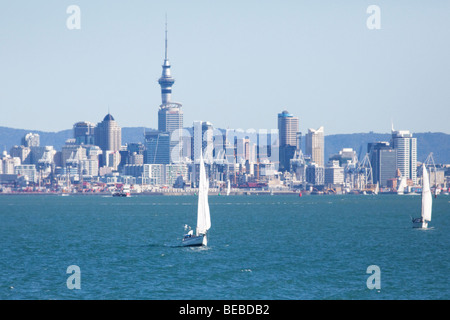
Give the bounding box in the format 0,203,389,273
0,1,449,134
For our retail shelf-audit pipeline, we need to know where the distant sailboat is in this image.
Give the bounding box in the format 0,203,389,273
182,153,211,246
412,164,432,229
226,180,231,196
374,182,379,195
397,177,407,195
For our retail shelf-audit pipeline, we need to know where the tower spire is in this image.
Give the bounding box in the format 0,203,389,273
165,14,168,61
158,16,175,106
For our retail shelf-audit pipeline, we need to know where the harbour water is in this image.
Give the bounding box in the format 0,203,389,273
0,194,449,300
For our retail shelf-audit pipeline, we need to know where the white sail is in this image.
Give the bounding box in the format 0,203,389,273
421,164,432,221
196,154,211,235
226,180,230,196
397,177,407,194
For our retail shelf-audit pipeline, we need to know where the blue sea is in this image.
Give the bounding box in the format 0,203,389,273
0,194,449,300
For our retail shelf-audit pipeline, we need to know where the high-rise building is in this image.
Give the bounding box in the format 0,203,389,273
391,128,417,184
325,160,344,185
95,114,121,152
193,121,214,163
305,126,324,167
368,141,397,187
22,133,40,147
277,110,299,171
73,121,95,145
10,145,31,164
145,131,171,164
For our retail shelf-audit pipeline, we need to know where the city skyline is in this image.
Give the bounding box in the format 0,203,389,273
1,1,450,134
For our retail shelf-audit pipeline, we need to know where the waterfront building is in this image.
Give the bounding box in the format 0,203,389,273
14,164,37,183
80,158,99,177
305,126,324,167
368,141,397,187
123,164,144,178
142,164,164,185
306,163,325,186
325,160,344,185
165,163,188,186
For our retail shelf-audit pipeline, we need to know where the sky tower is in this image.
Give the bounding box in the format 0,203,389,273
157,19,183,133
146,19,184,165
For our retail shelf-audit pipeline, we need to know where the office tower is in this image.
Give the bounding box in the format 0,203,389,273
305,126,324,167
95,114,121,152
306,163,325,185
391,128,417,184
22,133,40,147
73,121,95,145
10,145,31,164
193,121,214,163
278,110,299,171
325,160,344,185
14,165,37,183
329,148,357,167
145,131,170,164
368,142,397,187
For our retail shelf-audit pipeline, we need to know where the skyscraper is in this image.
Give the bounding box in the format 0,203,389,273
145,131,170,164
305,126,324,167
73,121,95,145
368,141,397,187
391,128,417,184
22,133,40,147
193,121,213,163
95,114,121,152
277,110,299,171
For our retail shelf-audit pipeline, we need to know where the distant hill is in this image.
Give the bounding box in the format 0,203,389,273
1,126,449,164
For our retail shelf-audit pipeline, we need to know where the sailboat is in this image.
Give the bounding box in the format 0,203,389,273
373,182,379,195
397,176,407,195
182,153,211,246
412,164,432,229
226,180,231,196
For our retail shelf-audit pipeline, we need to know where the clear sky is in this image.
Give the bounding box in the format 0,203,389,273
0,0,449,134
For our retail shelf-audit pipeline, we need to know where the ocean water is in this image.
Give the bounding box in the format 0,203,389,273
0,194,449,300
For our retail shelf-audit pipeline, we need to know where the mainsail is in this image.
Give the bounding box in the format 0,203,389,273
397,177,407,194
196,154,211,235
421,164,432,221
